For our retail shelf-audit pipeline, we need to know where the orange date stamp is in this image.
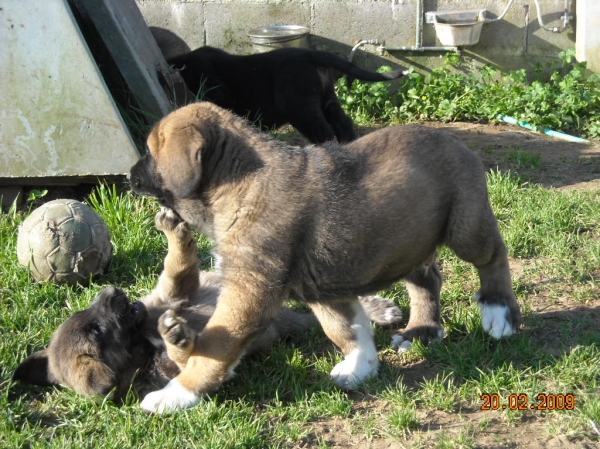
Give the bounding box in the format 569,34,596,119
480,393,575,411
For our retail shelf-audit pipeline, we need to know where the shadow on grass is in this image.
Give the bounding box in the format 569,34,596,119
211,303,600,408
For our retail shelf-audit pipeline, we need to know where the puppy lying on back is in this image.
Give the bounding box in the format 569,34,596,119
164,46,408,144
13,208,402,404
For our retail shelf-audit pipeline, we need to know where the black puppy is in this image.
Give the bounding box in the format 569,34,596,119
167,46,407,143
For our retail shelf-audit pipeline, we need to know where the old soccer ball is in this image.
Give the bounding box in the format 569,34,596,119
16,199,112,286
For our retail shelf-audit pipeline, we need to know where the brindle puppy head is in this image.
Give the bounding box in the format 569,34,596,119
129,102,219,207
13,287,148,403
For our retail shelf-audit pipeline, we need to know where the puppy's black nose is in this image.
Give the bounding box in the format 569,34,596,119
128,173,141,190
103,286,122,298
99,286,127,302
92,286,126,312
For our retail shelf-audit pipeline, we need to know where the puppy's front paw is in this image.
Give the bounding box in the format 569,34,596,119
391,326,444,353
330,348,378,390
391,334,413,353
155,207,190,240
155,207,183,231
159,310,194,349
359,295,403,326
159,310,195,365
141,379,200,414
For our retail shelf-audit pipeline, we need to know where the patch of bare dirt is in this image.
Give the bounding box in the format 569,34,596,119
418,121,600,190
295,408,597,449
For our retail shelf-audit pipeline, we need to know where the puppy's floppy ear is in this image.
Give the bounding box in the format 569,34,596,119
13,349,59,386
157,124,205,199
73,355,119,398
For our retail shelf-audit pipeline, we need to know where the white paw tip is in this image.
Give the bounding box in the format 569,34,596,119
330,349,378,390
479,303,514,339
391,334,412,353
140,379,200,414
398,340,412,353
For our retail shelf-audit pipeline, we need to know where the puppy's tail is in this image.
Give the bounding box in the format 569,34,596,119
273,295,403,338
272,307,318,338
309,50,409,81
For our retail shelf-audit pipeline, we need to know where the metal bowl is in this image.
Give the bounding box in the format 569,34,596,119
247,25,310,52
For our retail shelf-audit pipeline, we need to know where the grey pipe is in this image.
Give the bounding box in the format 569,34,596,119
377,0,459,55
379,45,459,53
532,0,570,33
349,0,559,60
415,0,423,48
484,0,516,23
348,39,380,63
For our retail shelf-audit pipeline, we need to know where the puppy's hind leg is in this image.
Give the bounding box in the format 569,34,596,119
447,199,521,339
309,299,378,389
274,69,337,144
392,259,444,353
322,89,356,143
468,236,520,339
284,98,337,144
152,207,200,302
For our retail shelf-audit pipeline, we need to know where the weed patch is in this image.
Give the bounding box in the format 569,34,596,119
337,49,600,140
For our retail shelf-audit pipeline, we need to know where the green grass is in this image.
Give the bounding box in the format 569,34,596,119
1,168,599,447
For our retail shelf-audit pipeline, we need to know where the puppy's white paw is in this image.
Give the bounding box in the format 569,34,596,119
479,303,515,339
140,379,200,414
330,348,378,389
391,334,413,353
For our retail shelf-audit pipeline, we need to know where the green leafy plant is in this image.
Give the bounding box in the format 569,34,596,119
26,189,48,203
335,66,402,125
336,49,600,139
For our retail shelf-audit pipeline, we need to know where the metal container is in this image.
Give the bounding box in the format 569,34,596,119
429,10,486,47
247,25,310,53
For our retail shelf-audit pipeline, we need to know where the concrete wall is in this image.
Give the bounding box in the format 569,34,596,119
576,0,600,74
136,0,584,74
